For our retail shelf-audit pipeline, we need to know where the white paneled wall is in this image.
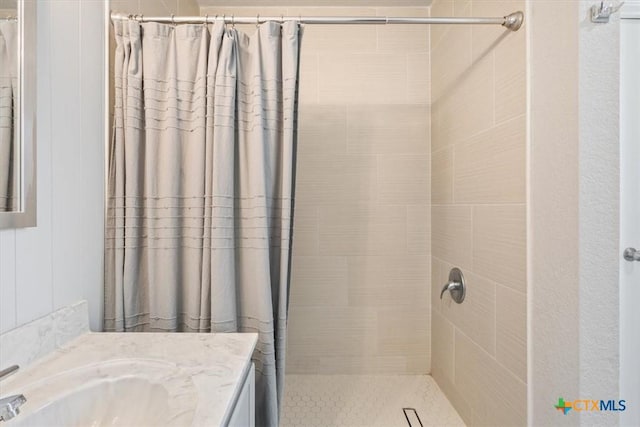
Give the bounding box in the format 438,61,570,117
0,0,105,333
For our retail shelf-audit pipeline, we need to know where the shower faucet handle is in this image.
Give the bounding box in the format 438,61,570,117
440,281,462,298
440,268,466,304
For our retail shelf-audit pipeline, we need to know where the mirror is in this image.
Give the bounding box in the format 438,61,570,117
0,0,35,228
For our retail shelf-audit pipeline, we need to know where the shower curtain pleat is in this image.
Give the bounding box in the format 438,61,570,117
0,22,18,212
105,19,301,427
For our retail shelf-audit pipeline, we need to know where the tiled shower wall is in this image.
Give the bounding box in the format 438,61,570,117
200,5,432,374
110,0,200,16
429,0,526,425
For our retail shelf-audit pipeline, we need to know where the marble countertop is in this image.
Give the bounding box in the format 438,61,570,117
1,332,258,426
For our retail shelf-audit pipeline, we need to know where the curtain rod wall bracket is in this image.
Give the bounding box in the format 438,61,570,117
503,11,524,31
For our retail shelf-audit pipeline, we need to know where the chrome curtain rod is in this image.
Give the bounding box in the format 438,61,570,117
111,11,524,32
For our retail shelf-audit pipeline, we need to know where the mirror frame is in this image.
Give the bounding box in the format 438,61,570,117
0,0,36,228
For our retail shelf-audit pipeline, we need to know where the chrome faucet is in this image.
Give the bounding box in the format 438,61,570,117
0,365,26,422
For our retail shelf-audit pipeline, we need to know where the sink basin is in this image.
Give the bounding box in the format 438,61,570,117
11,377,170,427
3,359,196,427
0,329,257,426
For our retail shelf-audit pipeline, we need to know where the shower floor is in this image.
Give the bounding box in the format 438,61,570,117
281,375,465,427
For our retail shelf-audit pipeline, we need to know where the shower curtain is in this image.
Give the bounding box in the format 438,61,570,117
0,21,17,212
105,19,301,427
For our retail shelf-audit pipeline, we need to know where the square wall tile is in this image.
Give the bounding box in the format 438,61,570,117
177,0,199,15
318,53,407,104
431,257,445,314
431,24,471,104
295,154,377,206
431,147,454,204
290,256,348,307
440,270,496,356
495,28,526,123
316,356,408,375
432,205,472,268
453,115,526,204
297,104,347,155
347,255,430,307
407,205,430,255
298,54,319,104
347,105,430,155
376,7,430,53
407,53,431,104
377,307,431,366
378,154,430,205
454,330,526,426
287,306,378,357
431,310,454,381
472,204,526,292
292,205,319,256
318,204,406,255
430,1,454,51
433,54,494,149
496,284,527,382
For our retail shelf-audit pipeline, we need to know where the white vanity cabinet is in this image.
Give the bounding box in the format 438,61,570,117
227,363,255,427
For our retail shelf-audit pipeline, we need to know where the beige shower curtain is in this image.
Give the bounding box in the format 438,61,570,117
105,19,300,427
0,21,17,212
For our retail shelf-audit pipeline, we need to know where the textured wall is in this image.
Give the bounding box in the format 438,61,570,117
577,2,620,425
429,0,526,425
0,0,105,333
528,1,621,425
528,1,580,424
199,4,432,374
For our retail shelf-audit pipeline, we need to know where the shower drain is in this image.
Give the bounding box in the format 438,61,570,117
402,408,424,427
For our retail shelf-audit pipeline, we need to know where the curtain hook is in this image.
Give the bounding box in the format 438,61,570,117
170,14,175,25
231,15,235,28
204,14,208,25
256,14,260,28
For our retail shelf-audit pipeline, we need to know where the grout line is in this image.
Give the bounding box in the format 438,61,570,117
435,112,526,153
451,323,456,383
494,281,527,297
375,7,380,52
469,205,474,270
431,202,526,207
314,205,320,255
48,1,55,316
432,255,525,296
492,50,496,126
405,53,410,104
456,326,527,387
494,276,498,357
315,53,320,104
451,143,456,203
13,232,17,328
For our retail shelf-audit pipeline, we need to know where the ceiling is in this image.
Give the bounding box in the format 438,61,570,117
195,0,431,7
